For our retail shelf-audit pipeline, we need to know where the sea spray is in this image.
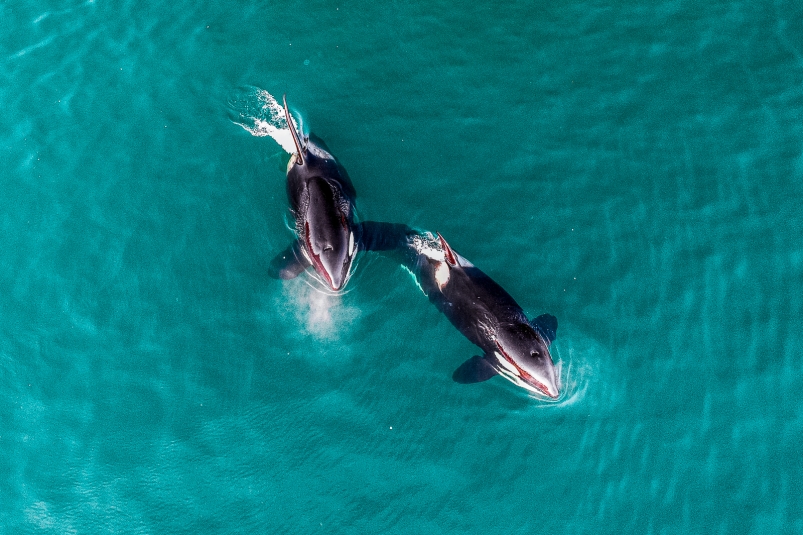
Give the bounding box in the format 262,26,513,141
269,277,362,343
228,86,299,154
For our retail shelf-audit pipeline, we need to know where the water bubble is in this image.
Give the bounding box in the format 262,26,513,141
303,59,310,65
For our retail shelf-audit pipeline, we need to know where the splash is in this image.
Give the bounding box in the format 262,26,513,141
228,86,300,154
410,232,444,262
278,278,362,341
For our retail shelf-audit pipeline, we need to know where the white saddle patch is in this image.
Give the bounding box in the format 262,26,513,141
435,262,450,290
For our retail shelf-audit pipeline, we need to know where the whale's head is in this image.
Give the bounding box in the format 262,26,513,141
302,177,356,291
493,322,560,399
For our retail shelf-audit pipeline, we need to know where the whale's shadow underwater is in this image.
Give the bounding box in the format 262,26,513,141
266,97,560,398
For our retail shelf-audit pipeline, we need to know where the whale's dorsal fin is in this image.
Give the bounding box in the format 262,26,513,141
452,355,498,384
283,95,304,165
437,232,458,267
530,313,558,346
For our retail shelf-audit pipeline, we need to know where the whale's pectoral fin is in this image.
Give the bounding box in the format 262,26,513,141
358,221,416,252
268,240,310,280
452,355,498,384
530,313,558,346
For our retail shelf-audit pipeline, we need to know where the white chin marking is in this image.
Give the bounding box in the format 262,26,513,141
519,379,547,396
348,231,355,257
497,367,544,395
495,351,519,375
493,352,546,396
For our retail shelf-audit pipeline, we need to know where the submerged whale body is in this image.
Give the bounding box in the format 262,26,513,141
387,229,561,398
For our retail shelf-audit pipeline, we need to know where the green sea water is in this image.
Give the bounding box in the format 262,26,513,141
2,0,803,533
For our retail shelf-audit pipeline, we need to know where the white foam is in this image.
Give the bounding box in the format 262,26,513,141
229,87,300,154
411,233,445,262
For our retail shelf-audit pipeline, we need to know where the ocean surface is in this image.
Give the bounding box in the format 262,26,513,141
2,0,803,533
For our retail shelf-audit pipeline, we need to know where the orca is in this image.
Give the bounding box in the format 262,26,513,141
268,97,421,290
268,97,360,291
400,231,560,398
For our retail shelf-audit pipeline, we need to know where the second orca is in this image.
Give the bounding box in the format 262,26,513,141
397,230,561,398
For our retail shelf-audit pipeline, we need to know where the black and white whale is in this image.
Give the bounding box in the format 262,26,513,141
268,97,360,291
398,230,561,398
268,98,420,289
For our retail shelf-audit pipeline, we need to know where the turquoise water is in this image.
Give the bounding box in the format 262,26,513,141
2,0,803,532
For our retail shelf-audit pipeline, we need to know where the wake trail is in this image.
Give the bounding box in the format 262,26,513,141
228,86,299,154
